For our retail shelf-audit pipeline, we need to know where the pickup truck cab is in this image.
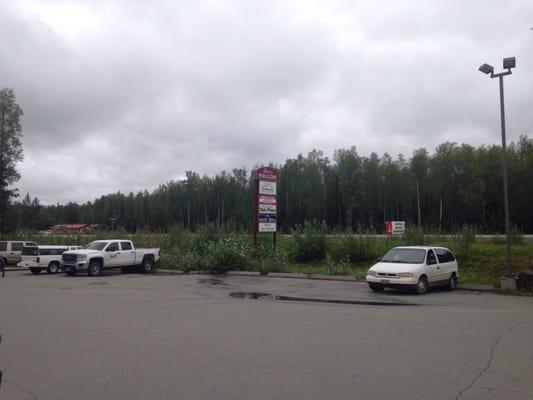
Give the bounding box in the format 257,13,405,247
61,240,160,276
19,245,82,274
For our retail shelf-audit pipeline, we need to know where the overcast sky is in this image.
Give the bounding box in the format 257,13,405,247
1,0,532,204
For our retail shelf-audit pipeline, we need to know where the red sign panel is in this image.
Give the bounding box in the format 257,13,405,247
252,167,278,182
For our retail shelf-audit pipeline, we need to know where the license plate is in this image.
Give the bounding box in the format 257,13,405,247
380,279,390,284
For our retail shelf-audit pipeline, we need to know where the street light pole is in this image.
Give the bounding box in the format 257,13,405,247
497,76,512,278
479,57,515,278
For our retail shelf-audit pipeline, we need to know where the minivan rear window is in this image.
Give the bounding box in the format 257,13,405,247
0,241,6,251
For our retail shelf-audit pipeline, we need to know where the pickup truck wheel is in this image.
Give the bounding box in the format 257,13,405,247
88,261,103,277
30,268,42,275
141,257,154,273
416,276,428,295
47,262,60,274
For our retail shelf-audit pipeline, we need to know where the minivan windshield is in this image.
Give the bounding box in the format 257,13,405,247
381,248,426,264
83,242,107,250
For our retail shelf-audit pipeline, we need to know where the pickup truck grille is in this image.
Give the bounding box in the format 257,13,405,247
62,254,77,262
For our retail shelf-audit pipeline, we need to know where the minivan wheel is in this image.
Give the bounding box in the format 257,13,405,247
416,276,428,295
30,268,42,275
141,257,154,273
88,261,102,277
448,273,457,291
47,262,60,274
368,283,385,292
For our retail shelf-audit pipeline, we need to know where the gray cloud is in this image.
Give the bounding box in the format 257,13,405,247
1,0,532,204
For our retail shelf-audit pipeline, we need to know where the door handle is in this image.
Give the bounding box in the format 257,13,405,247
437,266,440,269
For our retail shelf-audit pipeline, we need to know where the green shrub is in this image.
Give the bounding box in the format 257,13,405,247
404,227,425,246
177,251,209,273
206,234,251,273
454,224,476,257
289,221,327,262
324,255,349,275
251,242,286,275
192,223,220,255
328,234,379,263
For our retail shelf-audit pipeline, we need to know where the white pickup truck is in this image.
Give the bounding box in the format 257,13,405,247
61,240,160,276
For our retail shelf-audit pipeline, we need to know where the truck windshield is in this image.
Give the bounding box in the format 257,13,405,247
381,248,426,264
84,242,107,250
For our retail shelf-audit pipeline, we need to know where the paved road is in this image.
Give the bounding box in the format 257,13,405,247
1,271,532,400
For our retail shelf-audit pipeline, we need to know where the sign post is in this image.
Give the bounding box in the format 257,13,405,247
252,167,279,250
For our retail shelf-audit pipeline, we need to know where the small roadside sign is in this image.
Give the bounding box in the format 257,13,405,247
386,221,405,235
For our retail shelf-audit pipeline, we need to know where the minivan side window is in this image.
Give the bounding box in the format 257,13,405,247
120,241,132,251
426,250,437,265
436,249,456,263
0,242,6,251
11,242,23,251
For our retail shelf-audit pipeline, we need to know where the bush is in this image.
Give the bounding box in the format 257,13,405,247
324,255,349,275
192,223,221,255
454,224,476,257
206,234,251,273
328,233,379,263
177,251,209,273
251,242,286,275
404,227,425,246
289,221,327,262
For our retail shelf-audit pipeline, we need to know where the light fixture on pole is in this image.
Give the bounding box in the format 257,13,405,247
478,57,515,281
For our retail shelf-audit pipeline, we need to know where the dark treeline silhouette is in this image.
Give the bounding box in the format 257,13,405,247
6,137,533,234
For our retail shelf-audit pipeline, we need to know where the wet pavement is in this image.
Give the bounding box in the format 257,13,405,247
1,271,532,400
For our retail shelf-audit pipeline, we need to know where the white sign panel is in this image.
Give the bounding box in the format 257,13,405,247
259,222,277,232
391,221,405,235
259,180,277,196
259,204,277,213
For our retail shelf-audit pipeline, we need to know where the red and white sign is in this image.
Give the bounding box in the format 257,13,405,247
259,195,276,205
386,221,405,235
253,167,278,182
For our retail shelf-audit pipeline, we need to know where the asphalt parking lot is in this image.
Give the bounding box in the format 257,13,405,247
1,271,532,400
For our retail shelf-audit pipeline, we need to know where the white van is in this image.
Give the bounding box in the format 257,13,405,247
19,245,82,274
0,240,38,264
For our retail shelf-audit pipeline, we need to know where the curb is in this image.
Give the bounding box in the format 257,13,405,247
155,268,497,292
456,283,496,292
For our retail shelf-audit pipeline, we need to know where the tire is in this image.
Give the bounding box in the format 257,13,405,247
141,257,154,273
416,276,428,295
447,273,457,291
368,283,385,292
30,268,42,275
47,262,60,274
88,260,103,277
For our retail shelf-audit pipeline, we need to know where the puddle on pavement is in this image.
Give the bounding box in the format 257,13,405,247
198,278,227,286
230,292,416,306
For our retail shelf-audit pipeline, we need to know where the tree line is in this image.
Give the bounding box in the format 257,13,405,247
6,136,533,234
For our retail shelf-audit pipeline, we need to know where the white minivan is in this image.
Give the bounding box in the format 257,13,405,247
19,245,82,274
366,246,459,295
